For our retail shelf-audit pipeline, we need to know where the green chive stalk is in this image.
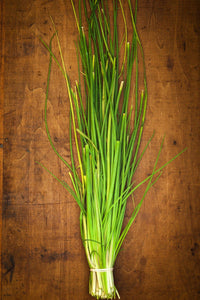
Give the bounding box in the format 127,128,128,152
38,0,186,299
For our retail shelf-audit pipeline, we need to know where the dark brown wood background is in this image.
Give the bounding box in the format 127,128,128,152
1,0,200,299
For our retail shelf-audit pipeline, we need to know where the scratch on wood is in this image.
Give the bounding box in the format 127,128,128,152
3,255,15,283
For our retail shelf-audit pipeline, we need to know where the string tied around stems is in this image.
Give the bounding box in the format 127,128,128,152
90,267,114,273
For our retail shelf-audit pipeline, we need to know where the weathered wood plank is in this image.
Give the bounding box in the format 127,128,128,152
1,0,200,299
0,0,5,291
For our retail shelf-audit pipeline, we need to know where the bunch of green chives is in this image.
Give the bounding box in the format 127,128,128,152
39,0,186,298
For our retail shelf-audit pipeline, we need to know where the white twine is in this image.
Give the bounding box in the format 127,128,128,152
90,268,113,273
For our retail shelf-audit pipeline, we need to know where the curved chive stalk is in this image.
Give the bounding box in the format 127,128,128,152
39,0,186,298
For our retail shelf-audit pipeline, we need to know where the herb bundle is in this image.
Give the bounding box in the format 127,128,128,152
38,0,186,298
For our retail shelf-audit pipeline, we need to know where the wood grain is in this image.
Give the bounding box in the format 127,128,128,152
1,0,200,299
0,0,5,292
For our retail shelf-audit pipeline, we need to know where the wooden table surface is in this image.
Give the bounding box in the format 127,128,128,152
1,0,200,299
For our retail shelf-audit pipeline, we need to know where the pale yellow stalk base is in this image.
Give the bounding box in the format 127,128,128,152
89,269,120,299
